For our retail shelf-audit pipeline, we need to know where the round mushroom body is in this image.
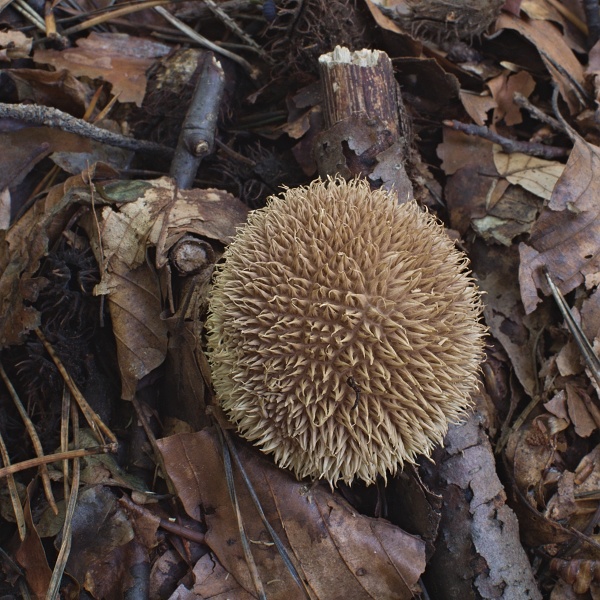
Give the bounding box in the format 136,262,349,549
206,177,486,486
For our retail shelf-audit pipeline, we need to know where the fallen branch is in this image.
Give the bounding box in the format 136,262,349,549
0,103,174,158
443,119,570,159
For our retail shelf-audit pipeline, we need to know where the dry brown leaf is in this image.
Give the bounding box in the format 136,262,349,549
493,13,586,114
521,0,587,52
62,485,139,599
437,128,494,177
486,70,535,126
470,242,538,397
186,554,255,599
80,177,247,398
472,185,541,246
459,90,497,126
493,146,564,200
544,391,569,421
34,32,171,106
442,135,541,245
566,383,597,438
519,138,600,314
0,127,93,190
0,30,31,60
556,338,584,377
506,416,566,509
585,43,600,121
7,68,90,116
157,429,426,600
14,485,52,597
545,471,576,522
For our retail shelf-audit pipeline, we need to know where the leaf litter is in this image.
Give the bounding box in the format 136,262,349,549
2,0,600,598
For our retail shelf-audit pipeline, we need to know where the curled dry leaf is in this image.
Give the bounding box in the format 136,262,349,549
157,429,426,600
79,176,247,399
492,13,587,113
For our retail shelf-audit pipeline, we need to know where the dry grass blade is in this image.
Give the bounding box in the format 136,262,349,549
221,428,312,599
12,0,45,31
47,399,81,600
544,268,600,389
61,0,170,36
154,6,258,78
218,426,267,600
0,430,26,540
0,360,58,515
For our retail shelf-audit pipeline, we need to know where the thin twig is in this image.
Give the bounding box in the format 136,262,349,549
35,328,117,446
154,5,259,78
512,93,565,133
0,445,117,479
119,494,207,544
442,120,570,159
551,85,580,143
170,53,226,188
0,360,58,515
203,0,273,63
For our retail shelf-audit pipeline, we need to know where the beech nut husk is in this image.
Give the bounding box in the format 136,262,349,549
206,177,486,485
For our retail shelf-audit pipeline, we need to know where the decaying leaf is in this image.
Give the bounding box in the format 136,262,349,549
79,176,247,398
519,138,600,314
486,70,535,126
157,429,426,599
492,13,587,114
34,32,172,106
0,166,108,347
493,146,564,200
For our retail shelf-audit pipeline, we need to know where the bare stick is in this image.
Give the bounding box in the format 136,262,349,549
443,119,570,159
512,93,565,132
0,445,116,479
170,53,226,189
0,103,173,158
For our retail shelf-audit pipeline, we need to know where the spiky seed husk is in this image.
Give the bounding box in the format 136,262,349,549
206,178,485,486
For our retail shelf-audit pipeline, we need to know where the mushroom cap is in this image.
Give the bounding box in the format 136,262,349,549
206,178,485,485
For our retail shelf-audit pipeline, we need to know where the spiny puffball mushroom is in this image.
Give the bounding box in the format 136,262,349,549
206,177,485,486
